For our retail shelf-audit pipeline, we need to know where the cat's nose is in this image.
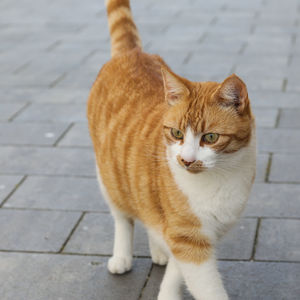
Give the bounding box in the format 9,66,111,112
181,158,195,167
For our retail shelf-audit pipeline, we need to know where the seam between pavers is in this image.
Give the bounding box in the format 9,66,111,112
59,212,86,253
264,153,272,182
137,264,154,300
0,248,299,264
53,122,74,146
0,175,27,208
8,102,31,122
250,217,261,260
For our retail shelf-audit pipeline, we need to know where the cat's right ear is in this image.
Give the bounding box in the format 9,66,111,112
161,68,190,106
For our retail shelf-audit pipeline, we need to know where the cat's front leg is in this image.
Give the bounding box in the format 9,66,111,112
177,255,229,300
158,256,183,300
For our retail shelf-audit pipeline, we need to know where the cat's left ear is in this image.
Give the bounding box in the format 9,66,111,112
161,68,190,106
217,74,249,114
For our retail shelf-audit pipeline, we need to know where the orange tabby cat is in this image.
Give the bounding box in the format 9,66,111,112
87,0,256,299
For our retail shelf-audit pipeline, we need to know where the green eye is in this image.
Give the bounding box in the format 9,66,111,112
171,128,184,140
203,133,219,144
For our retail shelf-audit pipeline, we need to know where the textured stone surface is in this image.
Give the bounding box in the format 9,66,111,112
257,128,300,153
217,218,257,260
14,104,86,122
0,122,69,146
252,108,278,128
278,108,300,128
256,154,269,182
255,219,300,261
269,154,300,182
246,183,300,218
64,213,150,256
0,209,81,252
0,146,95,176
5,176,106,211
0,253,152,300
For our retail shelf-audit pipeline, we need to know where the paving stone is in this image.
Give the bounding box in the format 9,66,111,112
5,176,106,211
0,103,27,120
249,91,300,109
278,108,300,128
0,175,23,206
64,213,150,256
269,154,300,182
252,108,278,128
0,88,42,103
58,123,92,147
0,209,81,252
217,218,257,260
257,128,300,153
14,103,86,122
0,253,152,300
24,88,90,104
0,146,95,176
255,219,300,261
0,122,69,146
245,183,300,218
141,261,300,300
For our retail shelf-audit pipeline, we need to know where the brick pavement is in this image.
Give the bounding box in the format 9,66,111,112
0,0,299,299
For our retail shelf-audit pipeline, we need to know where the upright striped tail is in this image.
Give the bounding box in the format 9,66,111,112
105,0,142,57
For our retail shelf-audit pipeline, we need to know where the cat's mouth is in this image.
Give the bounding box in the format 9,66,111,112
176,155,205,173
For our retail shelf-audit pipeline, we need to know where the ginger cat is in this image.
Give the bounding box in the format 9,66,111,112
87,0,256,299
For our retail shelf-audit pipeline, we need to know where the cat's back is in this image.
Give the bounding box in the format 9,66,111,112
87,48,167,127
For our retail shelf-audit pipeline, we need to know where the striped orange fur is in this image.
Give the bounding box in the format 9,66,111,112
87,0,255,298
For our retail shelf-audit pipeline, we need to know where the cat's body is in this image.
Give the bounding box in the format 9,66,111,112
87,1,256,299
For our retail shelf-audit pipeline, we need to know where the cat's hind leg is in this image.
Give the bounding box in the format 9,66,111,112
96,167,134,274
107,206,134,274
148,230,169,266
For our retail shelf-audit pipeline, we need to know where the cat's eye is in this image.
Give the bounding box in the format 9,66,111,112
171,128,184,140
203,133,219,144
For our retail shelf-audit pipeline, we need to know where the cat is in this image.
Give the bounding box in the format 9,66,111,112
87,0,256,299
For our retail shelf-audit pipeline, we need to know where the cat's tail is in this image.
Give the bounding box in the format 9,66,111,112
105,0,142,57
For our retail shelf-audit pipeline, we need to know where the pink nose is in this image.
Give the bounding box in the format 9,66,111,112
181,158,195,167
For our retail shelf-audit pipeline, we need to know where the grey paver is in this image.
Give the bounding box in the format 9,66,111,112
252,108,278,128
141,261,300,300
0,103,27,120
217,218,257,260
0,146,95,176
0,122,69,146
58,123,92,147
257,128,300,153
255,219,300,261
0,252,152,300
0,209,81,252
278,108,300,128
14,103,86,122
0,175,23,206
269,154,300,182
64,213,150,256
249,91,300,109
5,176,106,211
246,183,300,218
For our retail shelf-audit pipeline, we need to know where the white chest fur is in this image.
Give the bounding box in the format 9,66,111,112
168,137,256,244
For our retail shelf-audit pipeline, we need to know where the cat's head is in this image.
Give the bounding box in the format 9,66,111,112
162,68,254,174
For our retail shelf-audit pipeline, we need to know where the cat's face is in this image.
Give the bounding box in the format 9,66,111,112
162,69,254,174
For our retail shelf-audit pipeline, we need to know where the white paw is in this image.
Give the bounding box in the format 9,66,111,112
107,256,132,274
151,250,168,266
